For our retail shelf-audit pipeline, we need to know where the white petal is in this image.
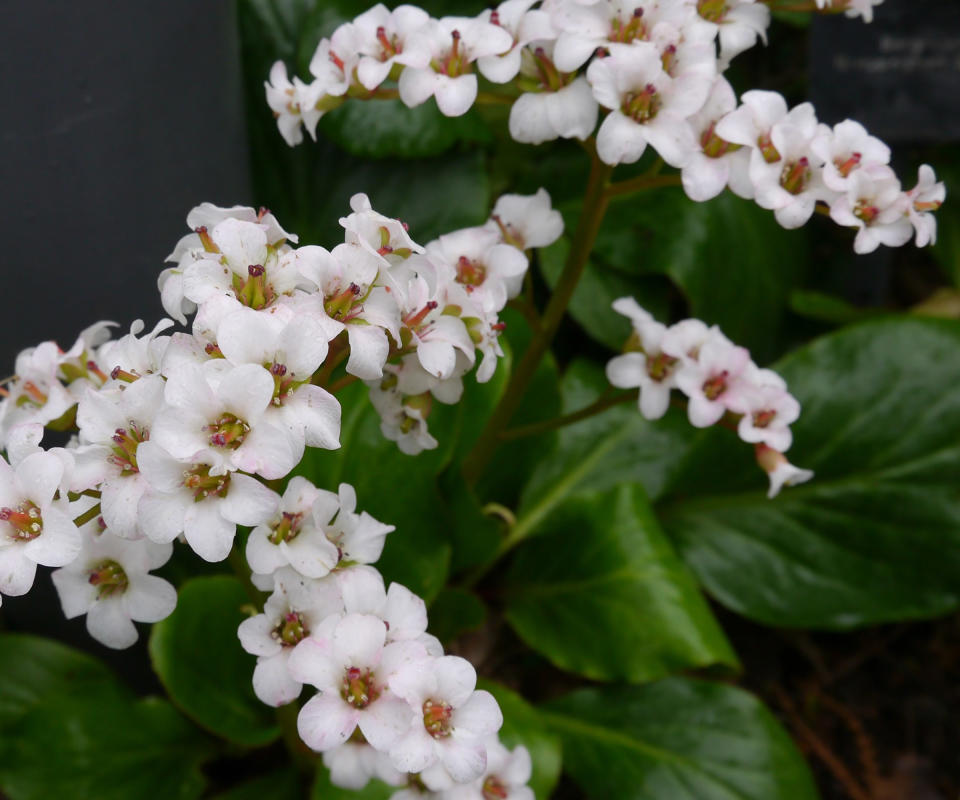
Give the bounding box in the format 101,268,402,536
183,501,236,562
253,652,302,706
358,693,414,750
123,574,177,622
87,598,139,649
298,693,358,752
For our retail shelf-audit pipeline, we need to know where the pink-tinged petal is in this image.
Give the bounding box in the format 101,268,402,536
639,383,672,421
337,565,387,615
218,364,276,424
136,442,187,494
435,656,477,707
334,614,386,668
642,114,696,169
477,48,522,84
345,325,389,380
391,727,438,776
288,385,341,450
298,692,358,752
434,74,478,117
416,340,456,380
24,506,80,567
453,690,502,737
252,652,302,706
76,388,126,443
687,395,726,428
138,491,186,543
358,693,414,750
220,474,279,525
163,362,219,417
123,574,177,623
213,217,269,270
774,197,816,230
246,528,288,576
183,501,236,562
16,452,64,506
287,636,341,688
384,583,427,639
378,640,430,680
554,32,603,73
682,153,729,202
217,307,279,366
52,567,97,618
280,534,339,579
87,598,139,649
0,547,38,595
502,744,533,785
234,422,299,480
101,476,147,539
596,112,647,166
509,93,556,145
388,660,436,706
398,67,439,108
238,613,282,657
440,736,487,783
281,315,330,377
605,353,645,390
547,78,599,141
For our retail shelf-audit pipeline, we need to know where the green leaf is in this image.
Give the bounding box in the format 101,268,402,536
149,576,280,747
0,694,214,800
311,770,395,800
659,316,960,628
479,681,562,800
516,359,694,533
0,633,123,729
504,484,738,682
428,587,487,644
539,238,671,350
543,679,819,800
320,100,491,160
210,770,303,800
789,289,881,325
594,188,805,362
930,157,960,286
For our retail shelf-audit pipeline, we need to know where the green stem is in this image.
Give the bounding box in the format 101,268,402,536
72,503,102,528
604,172,682,198
498,390,635,441
461,146,614,484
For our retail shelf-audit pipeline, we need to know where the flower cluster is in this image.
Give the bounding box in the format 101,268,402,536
606,297,812,497
0,192,550,795
265,0,941,253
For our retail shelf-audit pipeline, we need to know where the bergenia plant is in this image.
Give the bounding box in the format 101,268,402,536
1,1,955,799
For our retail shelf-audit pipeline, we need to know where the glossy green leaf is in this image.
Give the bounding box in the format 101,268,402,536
149,576,280,747
659,317,960,628
0,694,214,800
0,633,123,729
594,188,805,362
543,678,819,800
505,484,738,682
479,681,562,800
539,238,671,350
428,586,487,644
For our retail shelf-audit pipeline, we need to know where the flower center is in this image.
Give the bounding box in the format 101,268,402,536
646,352,677,383
702,371,729,401
375,25,401,59
622,84,660,123
482,776,509,800
182,465,231,501
273,611,309,646
231,263,276,310
268,511,305,545
835,152,861,178
0,501,43,541
490,214,525,248
752,409,776,428
324,282,364,322
780,158,810,195
403,301,438,332
14,380,48,409
110,423,149,475
609,8,646,43
757,133,781,163
456,256,487,287
697,0,728,23
701,121,740,158
422,698,453,738
431,30,469,77
88,559,129,599
341,667,380,709
208,413,250,449
854,200,879,224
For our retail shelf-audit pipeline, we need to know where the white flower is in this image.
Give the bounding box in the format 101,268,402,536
810,119,890,193
216,305,341,451
815,0,883,22
369,378,439,456
389,655,503,782
309,36,357,98
477,0,556,84
400,273,475,380
264,61,313,146
509,52,598,145
237,568,343,706
324,739,405,790
725,368,800,452
136,442,277,562
51,530,175,649
486,188,564,250
72,374,166,539
755,444,814,498
605,299,677,420
289,614,428,752
681,76,753,202
444,739,534,800
95,319,173,384
828,165,912,254
0,452,80,598
152,362,300,480
550,0,655,73
340,192,425,272
588,43,709,167
906,164,945,248
695,0,771,66
673,336,752,427
345,4,433,91
398,18,514,117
